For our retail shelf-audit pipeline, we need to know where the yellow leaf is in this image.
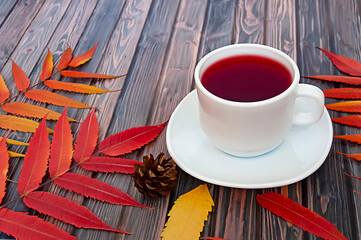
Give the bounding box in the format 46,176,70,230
44,80,116,94
161,184,214,240
25,89,91,109
8,151,25,158
2,102,77,122
0,115,53,133
0,137,29,146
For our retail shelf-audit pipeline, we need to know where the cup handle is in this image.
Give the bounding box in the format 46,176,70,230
293,84,325,125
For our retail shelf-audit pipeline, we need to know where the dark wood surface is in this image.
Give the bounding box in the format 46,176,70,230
0,0,360,239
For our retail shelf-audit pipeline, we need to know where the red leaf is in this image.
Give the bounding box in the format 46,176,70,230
0,75,10,103
257,192,347,240
304,75,361,85
57,46,73,71
49,108,73,178
73,109,98,163
0,208,75,240
334,134,361,144
39,48,53,81
337,152,361,161
18,116,49,195
61,70,125,79
23,191,131,234
326,101,361,113
69,42,98,67
332,115,361,127
55,173,150,208
344,172,361,180
318,47,361,76
99,121,168,156
11,60,30,91
323,88,361,99
81,156,142,173
0,132,9,202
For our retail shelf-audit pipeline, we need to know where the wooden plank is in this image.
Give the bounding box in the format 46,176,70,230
297,1,361,239
0,0,46,71
0,0,17,26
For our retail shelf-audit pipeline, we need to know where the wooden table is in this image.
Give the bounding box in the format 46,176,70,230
0,0,360,239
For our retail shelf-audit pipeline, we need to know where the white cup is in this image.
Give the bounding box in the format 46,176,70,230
194,44,324,157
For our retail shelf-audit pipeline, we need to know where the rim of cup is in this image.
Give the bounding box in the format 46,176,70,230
194,43,300,107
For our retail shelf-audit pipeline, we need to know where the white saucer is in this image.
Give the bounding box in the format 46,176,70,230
166,90,333,189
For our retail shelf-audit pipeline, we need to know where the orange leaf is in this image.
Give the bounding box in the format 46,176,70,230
318,47,361,76
304,75,361,85
0,75,10,103
73,108,98,163
80,156,142,173
2,102,77,122
326,101,361,113
49,108,73,178
0,132,9,202
332,115,361,127
11,60,30,91
0,208,75,240
61,70,125,79
55,172,150,208
99,121,168,156
39,48,53,81
0,115,53,133
25,89,91,108
337,152,361,161
334,134,361,144
344,171,361,180
44,80,115,94
18,116,49,195
323,88,361,99
0,137,29,146
23,191,131,234
57,46,73,71
69,42,98,67
257,192,347,240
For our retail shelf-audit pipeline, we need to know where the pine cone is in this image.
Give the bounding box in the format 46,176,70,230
132,153,178,198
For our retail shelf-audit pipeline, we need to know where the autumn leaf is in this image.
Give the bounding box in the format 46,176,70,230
80,156,142,174
161,184,214,240
54,172,150,208
0,208,75,240
73,108,98,163
17,116,49,195
0,132,9,202
2,102,77,122
337,152,361,161
344,172,361,180
25,89,92,108
0,75,9,103
8,151,25,158
318,47,361,76
44,80,116,94
49,108,73,178
332,115,361,127
57,46,73,71
334,134,361,144
0,115,53,133
323,88,361,99
69,42,98,67
0,137,28,146
202,238,227,240
326,101,361,113
39,48,53,81
257,192,347,240
11,60,30,91
23,191,131,234
61,70,126,79
99,121,168,156
304,75,361,85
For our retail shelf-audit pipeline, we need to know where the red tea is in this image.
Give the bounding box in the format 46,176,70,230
201,55,292,102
